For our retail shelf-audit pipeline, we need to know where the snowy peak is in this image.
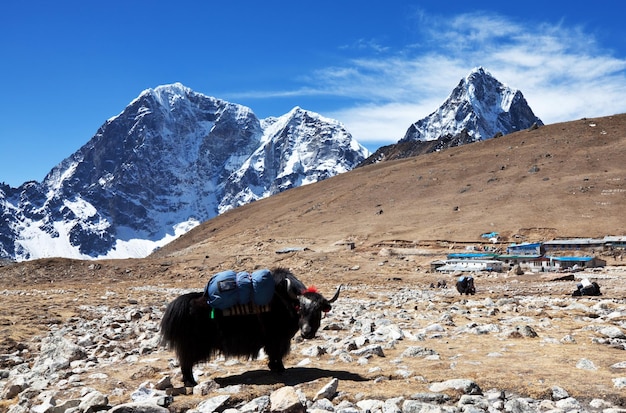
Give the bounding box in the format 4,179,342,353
462,67,515,110
402,67,543,143
138,82,202,109
0,84,368,261
218,105,367,212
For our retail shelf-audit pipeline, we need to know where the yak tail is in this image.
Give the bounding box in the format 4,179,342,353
160,291,214,387
160,292,205,349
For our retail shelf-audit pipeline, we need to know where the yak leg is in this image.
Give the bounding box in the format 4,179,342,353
267,347,285,372
268,359,285,373
178,354,198,387
181,365,197,387
265,339,290,373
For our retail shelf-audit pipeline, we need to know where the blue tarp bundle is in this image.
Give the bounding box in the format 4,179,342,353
204,269,274,310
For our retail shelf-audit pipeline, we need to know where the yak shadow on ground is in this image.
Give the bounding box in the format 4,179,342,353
214,367,368,386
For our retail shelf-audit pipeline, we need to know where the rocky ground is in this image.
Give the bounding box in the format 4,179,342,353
1,246,626,412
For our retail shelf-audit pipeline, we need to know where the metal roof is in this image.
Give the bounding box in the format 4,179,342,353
546,256,594,262
447,253,497,259
543,238,603,245
507,242,542,248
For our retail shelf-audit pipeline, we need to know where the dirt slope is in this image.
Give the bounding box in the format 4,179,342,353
154,114,625,261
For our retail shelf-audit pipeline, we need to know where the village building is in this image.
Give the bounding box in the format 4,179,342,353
433,239,613,273
604,235,626,249
435,258,503,273
447,252,498,260
506,242,544,256
546,255,607,271
543,238,605,253
496,254,547,272
543,236,626,253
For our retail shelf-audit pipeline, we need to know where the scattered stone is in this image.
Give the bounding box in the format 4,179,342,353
4,272,626,413
301,345,326,357
239,395,270,413
576,358,597,370
515,325,538,338
1,376,27,400
599,326,626,339
612,377,626,389
78,390,109,413
356,399,384,412
429,379,483,395
556,397,581,411
401,346,438,358
409,393,451,404
192,380,220,396
154,376,172,391
53,399,81,412
314,378,339,401
195,395,230,413
109,401,170,413
270,386,305,413
350,344,385,358
550,386,569,401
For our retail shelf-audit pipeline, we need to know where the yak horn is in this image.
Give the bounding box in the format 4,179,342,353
328,284,342,303
286,279,299,299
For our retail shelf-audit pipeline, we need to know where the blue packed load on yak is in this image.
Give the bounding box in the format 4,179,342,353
204,269,275,310
160,267,341,387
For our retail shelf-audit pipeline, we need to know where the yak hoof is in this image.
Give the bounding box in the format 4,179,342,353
184,379,198,388
268,360,285,373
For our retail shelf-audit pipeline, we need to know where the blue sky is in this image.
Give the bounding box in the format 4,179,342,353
1,1,625,187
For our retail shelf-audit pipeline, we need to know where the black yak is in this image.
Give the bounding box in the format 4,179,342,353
456,275,476,295
572,278,601,296
160,267,341,386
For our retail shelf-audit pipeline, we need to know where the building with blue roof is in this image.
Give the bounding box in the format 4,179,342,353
435,238,612,273
506,242,544,256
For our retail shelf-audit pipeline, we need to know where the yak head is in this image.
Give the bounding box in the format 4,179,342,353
287,281,341,339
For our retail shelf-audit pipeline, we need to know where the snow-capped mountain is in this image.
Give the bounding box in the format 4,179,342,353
0,83,369,261
361,67,543,165
403,67,543,142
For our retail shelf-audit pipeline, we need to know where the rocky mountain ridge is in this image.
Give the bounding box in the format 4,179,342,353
0,84,368,261
362,67,542,165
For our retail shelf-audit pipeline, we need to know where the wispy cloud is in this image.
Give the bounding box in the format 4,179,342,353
339,38,390,54
239,11,626,145
338,12,626,143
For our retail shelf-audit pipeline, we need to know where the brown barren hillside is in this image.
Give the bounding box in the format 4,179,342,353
154,113,625,259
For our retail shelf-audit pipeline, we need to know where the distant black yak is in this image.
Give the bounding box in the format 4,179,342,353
160,267,341,386
456,275,476,295
572,278,602,296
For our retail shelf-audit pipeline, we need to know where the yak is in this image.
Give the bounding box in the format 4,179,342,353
572,278,602,297
456,275,476,295
160,267,341,387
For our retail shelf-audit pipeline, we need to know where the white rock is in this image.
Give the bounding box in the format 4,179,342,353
314,378,339,401
196,395,230,413
613,377,626,388
576,358,597,370
270,386,305,413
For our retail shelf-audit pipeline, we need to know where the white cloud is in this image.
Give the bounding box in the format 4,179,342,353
328,12,626,143
329,102,437,144
236,12,626,145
